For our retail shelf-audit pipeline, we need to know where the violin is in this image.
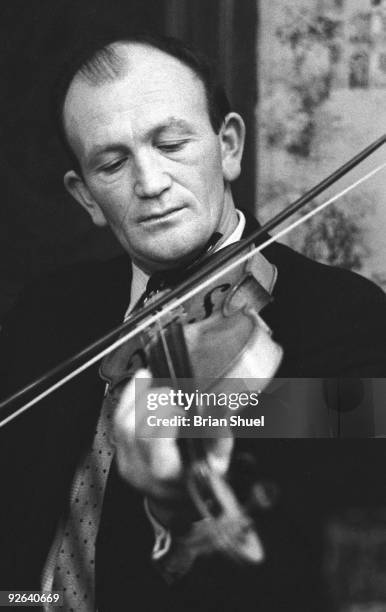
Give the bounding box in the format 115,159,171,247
100,242,282,562
1,134,386,563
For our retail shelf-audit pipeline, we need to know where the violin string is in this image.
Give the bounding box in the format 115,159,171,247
1,160,386,428
156,318,178,383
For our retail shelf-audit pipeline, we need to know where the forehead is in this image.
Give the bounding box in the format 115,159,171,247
63,43,210,148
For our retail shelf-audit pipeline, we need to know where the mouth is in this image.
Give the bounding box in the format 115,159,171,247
139,207,185,224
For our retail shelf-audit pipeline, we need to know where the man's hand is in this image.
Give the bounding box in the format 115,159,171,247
112,369,233,527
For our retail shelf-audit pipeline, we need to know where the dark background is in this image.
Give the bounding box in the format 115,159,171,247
0,0,257,318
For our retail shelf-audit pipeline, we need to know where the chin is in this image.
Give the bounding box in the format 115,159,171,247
139,241,205,271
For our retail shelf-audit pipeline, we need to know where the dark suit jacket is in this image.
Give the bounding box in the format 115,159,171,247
1,212,386,611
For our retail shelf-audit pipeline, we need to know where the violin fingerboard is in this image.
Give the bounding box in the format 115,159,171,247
147,320,194,379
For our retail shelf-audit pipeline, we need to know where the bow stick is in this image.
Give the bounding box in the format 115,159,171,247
1,134,386,428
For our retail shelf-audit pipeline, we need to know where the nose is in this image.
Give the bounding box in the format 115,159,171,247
133,151,172,199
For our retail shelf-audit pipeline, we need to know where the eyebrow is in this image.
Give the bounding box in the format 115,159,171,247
87,116,194,163
154,117,194,135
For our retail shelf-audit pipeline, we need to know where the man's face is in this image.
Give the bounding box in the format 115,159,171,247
63,43,244,272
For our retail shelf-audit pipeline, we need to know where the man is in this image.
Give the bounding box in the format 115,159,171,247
1,33,386,611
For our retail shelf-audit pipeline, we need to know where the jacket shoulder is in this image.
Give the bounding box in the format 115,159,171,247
268,241,385,304
264,242,386,376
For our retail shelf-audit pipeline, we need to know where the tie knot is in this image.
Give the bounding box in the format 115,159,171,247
133,270,178,311
145,268,183,295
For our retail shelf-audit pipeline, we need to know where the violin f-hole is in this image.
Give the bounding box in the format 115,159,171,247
202,283,231,319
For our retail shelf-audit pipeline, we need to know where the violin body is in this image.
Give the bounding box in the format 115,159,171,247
100,244,282,391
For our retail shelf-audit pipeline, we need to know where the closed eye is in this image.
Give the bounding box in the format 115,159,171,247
100,158,127,174
156,141,187,153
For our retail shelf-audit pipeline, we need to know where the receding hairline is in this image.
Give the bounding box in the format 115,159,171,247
62,41,209,147
71,40,204,89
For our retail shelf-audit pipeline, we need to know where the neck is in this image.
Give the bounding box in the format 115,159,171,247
216,190,238,244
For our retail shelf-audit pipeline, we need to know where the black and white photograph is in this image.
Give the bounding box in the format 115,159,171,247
1,1,386,610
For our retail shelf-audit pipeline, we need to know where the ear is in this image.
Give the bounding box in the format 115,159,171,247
219,113,245,182
64,170,108,227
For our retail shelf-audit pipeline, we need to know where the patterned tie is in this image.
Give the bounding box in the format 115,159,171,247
52,391,115,611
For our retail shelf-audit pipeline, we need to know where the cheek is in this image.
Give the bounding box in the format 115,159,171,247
89,181,132,224
200,162,226,212
186,148,225,201
202,148,225,192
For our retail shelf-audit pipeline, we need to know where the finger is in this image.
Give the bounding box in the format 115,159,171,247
114,368,152,437
206,437,234,475
116,367,152,415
